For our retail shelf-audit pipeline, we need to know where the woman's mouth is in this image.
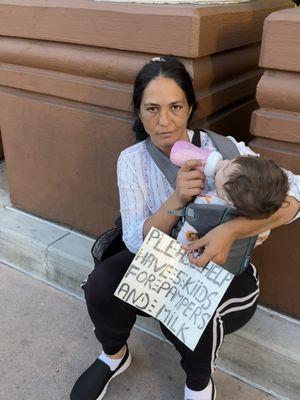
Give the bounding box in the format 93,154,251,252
159,131,174,137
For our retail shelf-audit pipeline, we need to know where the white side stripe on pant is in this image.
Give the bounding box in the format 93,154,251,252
210,273,259,375
221,292,259,318
250,263,259,284
213,314,225,368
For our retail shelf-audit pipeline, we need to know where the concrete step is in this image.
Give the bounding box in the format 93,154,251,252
0,203,94,297
0,183,299,399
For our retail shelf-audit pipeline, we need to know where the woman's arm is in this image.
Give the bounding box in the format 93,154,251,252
183,195,300,267
117,152,151,253
181,135,299,268
228,195,299,238
118,151,205,253
143,192,184,238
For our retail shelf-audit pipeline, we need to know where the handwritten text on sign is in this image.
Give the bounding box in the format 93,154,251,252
115,227,234,350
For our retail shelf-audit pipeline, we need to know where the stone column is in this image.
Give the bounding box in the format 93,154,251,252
250,8,300,317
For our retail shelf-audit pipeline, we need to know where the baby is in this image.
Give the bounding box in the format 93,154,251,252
176,155,289,245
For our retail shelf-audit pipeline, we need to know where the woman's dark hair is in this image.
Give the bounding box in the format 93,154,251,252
132,55,197,141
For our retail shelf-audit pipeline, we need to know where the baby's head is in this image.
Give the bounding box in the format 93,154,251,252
215,156,289,219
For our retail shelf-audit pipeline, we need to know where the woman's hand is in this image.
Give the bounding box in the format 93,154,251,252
143,161,205,239
174,160,206,207
182,223,237,267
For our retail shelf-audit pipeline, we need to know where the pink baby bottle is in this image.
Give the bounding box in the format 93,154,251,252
170,140,223,177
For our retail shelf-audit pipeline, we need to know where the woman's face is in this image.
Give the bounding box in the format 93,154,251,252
139,76,192,155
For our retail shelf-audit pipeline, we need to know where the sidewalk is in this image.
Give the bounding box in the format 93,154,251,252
0,262,275,400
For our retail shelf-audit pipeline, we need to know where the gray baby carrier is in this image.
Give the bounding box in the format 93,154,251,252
92,129,257,276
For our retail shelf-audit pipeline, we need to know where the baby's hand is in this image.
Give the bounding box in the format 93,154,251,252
185,231,199,241
182,224,236,268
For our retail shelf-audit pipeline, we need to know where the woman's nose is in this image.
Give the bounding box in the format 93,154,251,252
158,109,171,126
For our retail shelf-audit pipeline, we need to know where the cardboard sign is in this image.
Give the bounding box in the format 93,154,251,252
115,227,234,350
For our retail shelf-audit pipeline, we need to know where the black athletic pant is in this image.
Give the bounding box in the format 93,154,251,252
83,249,259,391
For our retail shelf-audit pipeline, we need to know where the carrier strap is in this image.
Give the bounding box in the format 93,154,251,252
145,138,179,189
201,129,240,160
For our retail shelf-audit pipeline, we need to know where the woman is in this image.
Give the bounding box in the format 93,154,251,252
71,56,300,400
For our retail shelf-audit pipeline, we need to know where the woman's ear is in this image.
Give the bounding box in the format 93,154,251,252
188,106,192,118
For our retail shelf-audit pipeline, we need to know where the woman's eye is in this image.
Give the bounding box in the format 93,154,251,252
172,104,182,111
146,107,157,113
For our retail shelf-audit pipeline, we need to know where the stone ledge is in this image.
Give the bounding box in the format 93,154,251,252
0,0,291,58
0,205,94,295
